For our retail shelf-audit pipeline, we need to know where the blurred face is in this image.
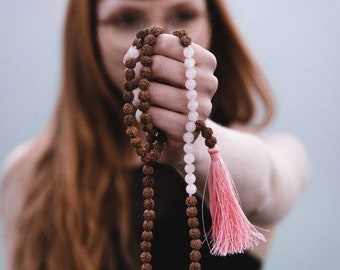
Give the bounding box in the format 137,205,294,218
97,0,211,90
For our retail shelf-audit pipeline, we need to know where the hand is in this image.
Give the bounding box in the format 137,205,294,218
125,33,218,165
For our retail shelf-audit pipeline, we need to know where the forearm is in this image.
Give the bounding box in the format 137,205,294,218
174,119,309,225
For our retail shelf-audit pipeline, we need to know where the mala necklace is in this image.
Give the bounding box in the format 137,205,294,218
123,26,265,270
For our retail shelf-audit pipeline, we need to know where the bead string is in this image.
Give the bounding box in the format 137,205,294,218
123,26,218,270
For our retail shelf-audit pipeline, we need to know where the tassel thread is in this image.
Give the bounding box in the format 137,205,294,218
207,147,266,256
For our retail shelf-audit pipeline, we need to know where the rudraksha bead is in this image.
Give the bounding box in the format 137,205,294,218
130,137,142,147
186,195,198,207
143,198,155,210
141,44,153,56
142,187,154,199
140,241,152,252
189,228,201,239
139,90,150,102
190,239,202,250
126,126,139,138
190,250,201,262
201,127,213,139
139,102,150,112
141,230,153,241
143,220,154,231
124,80,137,91
123,91,134,103
133,37,143,49
187,217,200,228
189,262,201,270
140,252,152,263
143,165,154,175
140,66,152,79
186,206,198,218
141,263,152,270
205,136,217,148
122,103,135,115
125,58,137,69
124,114,136,126
139,78,150,90
142,176,154,186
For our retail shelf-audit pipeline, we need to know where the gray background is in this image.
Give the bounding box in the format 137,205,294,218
0,0,339,269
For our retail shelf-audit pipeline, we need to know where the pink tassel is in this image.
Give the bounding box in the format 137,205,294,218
207,147,266,256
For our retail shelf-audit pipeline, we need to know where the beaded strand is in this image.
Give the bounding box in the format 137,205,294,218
123,26,219,270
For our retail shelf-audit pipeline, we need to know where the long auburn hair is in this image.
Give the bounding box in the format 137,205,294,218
7,0,275,269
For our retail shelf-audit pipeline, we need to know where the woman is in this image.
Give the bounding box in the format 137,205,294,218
1,0,309,269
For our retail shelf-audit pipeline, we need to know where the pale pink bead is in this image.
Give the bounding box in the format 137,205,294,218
186,90,198,100
185,79,196,90
184,153,195,164
185,121,196,132
183,132,194,143
188,111,199,122
185,68,196,79
183,45,194,58
135,109,142,123
183,142,194,154
127,46,139,58
185,163,195,174
185,173,196,184
187,100,198,111
132,87,141,106
186,184,197,195
184,58,195,68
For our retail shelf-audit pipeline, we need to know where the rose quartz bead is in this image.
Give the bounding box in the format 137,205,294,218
184,153,195,164
186,121,196,133
184,58,195,68
185,173,196,184
185,163,195,174
186,89,198,100
188,111,199,122
185,79,196,90
187,100,198,111
185,68,197,79
183,132,194,143
186,184,197,195
183,45,194,58
183,143,194,154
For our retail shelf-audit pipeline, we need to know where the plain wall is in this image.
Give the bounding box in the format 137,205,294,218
0,0,339,269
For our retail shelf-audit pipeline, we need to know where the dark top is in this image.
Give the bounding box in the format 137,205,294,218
130,164,262,270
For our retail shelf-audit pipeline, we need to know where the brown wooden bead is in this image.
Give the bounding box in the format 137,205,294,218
139,102,150,112
141,44,153,56
205,136,217,148
125,58,137,69
186,195,198,207
189,262,201,270
187,217,199,228
190,250,201,262
173,29,187,38
142,187,154,199
144,34,156,46
139,90,150,102
141,55,152,67
124,80,137,91
151,149,161,160
139,79,150,90
149,25,165,36
136,146,147,157
125,68,136,81
124,114,136,126
143,165,154,175
141,230,153,241
201,127,213,139
180,35,192,47
133,37,143,49
140,112,152,124
189,228,201,239
130,137,142,147
126,126,139,138
186,206,198,218
142,176,154,186
122,103,135,114
141,153,153,164
141,263,152,270
123,91,134,103
195,120,206,131
190,239,202,250
136,30,147,39
143,210,155,221
140,252,152,263
143,220,154,231
140,241,152,252
143,198,155,210
140,67,152,79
